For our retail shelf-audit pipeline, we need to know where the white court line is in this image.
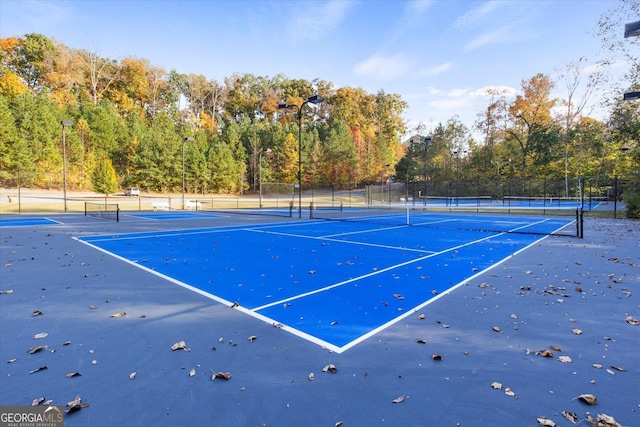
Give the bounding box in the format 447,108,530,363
246,228,437,254
250,230,507,312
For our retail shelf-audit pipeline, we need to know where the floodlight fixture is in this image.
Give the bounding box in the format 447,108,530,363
623,91,640,100
624,20,640,38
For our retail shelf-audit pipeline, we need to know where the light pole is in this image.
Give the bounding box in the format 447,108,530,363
410,136,431,205
61,120,72,212
259,148,272,208
453,150,460,206
278,94,325,218
182,137,194,210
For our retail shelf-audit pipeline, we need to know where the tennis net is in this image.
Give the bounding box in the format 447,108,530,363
310,204,583,238
502,196,605,210
85,201,120,222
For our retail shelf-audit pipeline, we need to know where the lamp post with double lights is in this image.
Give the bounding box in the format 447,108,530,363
278,95,325,218
61,120,73,212
182,137,194,210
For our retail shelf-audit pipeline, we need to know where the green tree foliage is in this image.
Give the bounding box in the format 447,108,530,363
1,31,636,213
91,157,118,197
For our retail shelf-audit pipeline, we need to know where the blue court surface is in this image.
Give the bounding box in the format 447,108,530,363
76,213,574,352
0,217,60,227
127,212,222,220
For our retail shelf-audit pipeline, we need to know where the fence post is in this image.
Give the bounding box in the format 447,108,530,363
613,176,618,219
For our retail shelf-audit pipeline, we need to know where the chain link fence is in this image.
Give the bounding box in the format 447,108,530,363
0,169,632,217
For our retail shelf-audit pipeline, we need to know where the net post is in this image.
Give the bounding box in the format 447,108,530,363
116,206,120,222
289,201,294,218
579,208,584,238
309,202,314,219
84,201,87,217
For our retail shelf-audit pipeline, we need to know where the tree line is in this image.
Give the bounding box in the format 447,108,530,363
0,0,638,216
0,33,406,195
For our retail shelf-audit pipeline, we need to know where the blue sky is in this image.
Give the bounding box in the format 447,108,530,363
0,0,628,135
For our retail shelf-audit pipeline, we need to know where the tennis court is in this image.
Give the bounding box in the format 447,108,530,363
76,210,576,352
2,208,638,427
0,217,60,227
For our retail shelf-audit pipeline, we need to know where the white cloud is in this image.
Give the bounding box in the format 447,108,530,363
447,88,469,97
289,0,354,43
470,85,518,98
353,54,412,81
453,0,501,29
416,62,454,77
465,27,511,50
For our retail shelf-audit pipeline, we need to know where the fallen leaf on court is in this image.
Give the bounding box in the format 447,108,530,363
537,349,553,357
417,314,425,320
129,372,136,380
492,326,502,333
606,368,615,376
8,358,16,363
561,410,578,424
171,341,190,351
510,313,518,319
230,302,239,308
416,338,427,344
62,341,71,346
491,382,502,390
32,397,45,406
558,356,572,363
32,310,43,317
392,394,406,403
572,328,582,335
211,371,231,380
28,345,48,354
595,413,622,427
432,353,442,360
330,321,338,325
308,372,314,381
335,422,343,427
110,312,126,318
248,335,257,342
30,366,47,374
189,368,196,377
549,345,562,351
536,416,556,426
393,293,404,300
65,395,89,413
609,365,626,372
323,364,337,373
504,388,516,398
593,363,603,369
91,360,97,365
272,323,283,328
65,372,82,378
33,332,48,339
574,393,597,405
625,316,639,325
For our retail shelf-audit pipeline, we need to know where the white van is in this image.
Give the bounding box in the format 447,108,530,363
124,187,140,196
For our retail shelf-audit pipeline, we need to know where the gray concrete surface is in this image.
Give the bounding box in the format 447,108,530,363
1,213,638,426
